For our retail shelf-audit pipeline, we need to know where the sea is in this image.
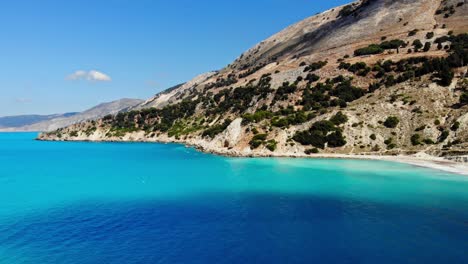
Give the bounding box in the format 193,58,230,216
0,132,467,263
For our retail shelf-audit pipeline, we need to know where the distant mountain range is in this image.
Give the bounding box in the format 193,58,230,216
0,99,143,132
0,113,78,128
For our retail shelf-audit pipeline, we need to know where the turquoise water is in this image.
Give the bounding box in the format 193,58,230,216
0,132,467,263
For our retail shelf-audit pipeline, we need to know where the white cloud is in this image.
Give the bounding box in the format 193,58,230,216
66,70,112,82
66,70,87,80
88,70,112,82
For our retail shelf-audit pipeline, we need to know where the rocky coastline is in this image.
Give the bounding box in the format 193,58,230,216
37,132,468,176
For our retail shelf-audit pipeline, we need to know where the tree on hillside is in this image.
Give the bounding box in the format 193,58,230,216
383,116,399,128
460,92,468,106
423,42,431,52
413,39,423,51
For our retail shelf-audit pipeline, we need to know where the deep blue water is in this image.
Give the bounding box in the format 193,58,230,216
0,133,467,263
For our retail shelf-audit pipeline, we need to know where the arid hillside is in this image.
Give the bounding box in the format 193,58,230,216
39,0,468,160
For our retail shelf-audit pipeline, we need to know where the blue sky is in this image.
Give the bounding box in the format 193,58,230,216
0,0,350,116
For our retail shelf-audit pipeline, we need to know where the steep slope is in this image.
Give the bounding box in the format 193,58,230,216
232,0,437,68
9,99,143,132
132,71,217,110
39,0,468,160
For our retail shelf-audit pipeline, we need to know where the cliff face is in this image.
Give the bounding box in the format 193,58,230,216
39,0,468,159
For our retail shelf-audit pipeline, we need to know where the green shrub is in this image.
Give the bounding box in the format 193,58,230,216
305,73,320,82
271,117,289,128
423,138,435,144
415,125,426,131
370,134,377,140
354,44,384,56
304,61,328,72
311,120,336,134
408,29,419,37
339,5,354,17
383,116,399,128
269,111,309,128
438,130,449,143
274,82,297,101
293,117,347,149
330,112,348,125
249,133,268,149
242,110,273,124
384,138,396,149
460,92,468,106
451,121,460,131
379,39,405,50
249,140,263,149
436,65,454,86
293,130,327,149
411,134,421,146
387,143,397,150
385,75,397,87
423,42,431,52
343,62,367,73
266,140,277,152
252,133,268,141
330,81,365,102
305,148,320,154
327,131,347,147
384,138,393,145
413,39,423,50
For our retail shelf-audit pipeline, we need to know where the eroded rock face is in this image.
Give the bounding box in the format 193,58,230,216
221,118,243,148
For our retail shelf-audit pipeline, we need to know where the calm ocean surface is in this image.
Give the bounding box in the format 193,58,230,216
0,132,467,263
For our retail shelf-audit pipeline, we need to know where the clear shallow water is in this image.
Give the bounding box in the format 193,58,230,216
0,133,467,263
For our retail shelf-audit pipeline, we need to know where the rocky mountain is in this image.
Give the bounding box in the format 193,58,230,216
3,99,143,132
132,71,217,110
39,0,468,160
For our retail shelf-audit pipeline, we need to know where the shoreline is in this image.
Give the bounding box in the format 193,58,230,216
193,146,468,176
37,137,468,176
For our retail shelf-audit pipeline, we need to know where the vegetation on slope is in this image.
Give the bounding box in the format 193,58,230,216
44,21,468,156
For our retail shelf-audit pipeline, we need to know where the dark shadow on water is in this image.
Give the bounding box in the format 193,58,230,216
1,192,467,264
